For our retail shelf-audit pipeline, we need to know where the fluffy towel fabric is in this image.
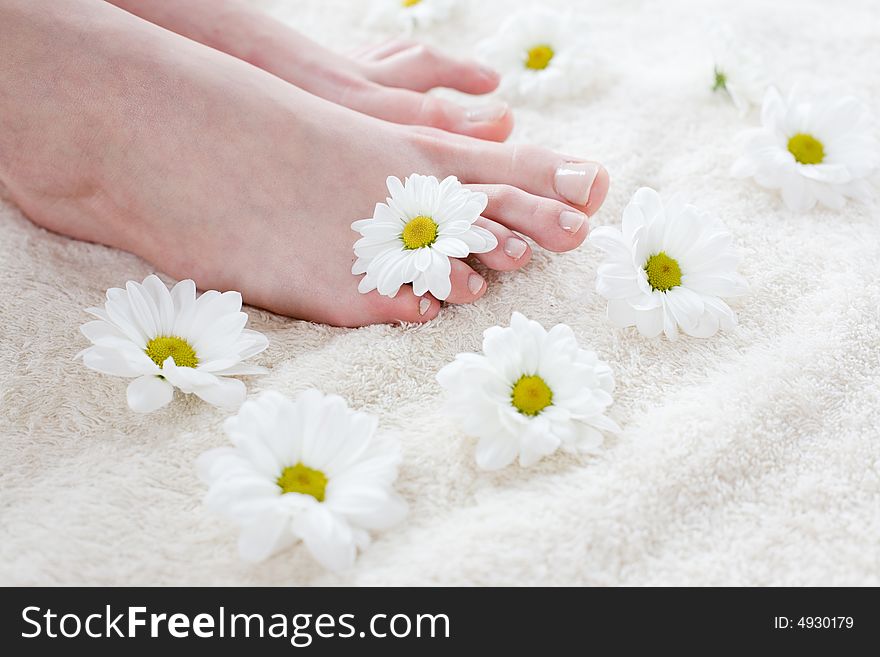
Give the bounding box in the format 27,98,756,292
1,0,878,585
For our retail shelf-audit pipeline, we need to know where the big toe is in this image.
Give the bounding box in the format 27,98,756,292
440,136,610,215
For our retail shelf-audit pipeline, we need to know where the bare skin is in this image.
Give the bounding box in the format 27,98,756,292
0,0,608,327
106,0,515,141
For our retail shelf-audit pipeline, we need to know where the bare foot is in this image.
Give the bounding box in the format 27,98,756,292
107,0,514,141
0,0,608,327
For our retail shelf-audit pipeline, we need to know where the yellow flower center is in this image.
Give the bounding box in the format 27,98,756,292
787,133,825,165
277,463,328,502
401,215,439,250
402,0,421,6
712,67,727,92
644,252,682,292
511,374,553,416
145,336,198,369
525,44,555,70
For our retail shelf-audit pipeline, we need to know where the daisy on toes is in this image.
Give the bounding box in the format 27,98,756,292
589,187,748,340
77,275,268,413
197,390,407,571
436,312,619,470
732,87,879,211
352,174,497,301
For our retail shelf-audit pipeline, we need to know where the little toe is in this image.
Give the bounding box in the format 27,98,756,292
444,259,487,304
365,288,440,325
466,185,589,252
472,217,532,271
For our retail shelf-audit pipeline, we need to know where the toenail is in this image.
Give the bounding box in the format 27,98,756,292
468,273,485,295
419,297,431,316
559,210,587,234
466,102,508,123
478,64,500,81
554,162,600,206
504,236,528,259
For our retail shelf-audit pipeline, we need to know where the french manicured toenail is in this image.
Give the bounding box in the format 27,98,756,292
559,210,587,233
466,102,508,123
504,237,528,259
468,274,485,295
554,162,600,206
418,297,431,316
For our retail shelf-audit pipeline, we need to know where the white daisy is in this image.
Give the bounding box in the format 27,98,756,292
366,0,457,33
78,275,268,413
590,188,748,340
197,389,407,571
352,174,496,300
476,8,589,104
732,87,879,211
708,23,769,115
436,312,619,470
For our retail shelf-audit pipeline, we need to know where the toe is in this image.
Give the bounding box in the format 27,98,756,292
365,288,441,324
444,259,487,304
351,84,513,141
472,217,532,270
430,135,609,213
467,185,589,252
362,44,500,95
351,39,418,61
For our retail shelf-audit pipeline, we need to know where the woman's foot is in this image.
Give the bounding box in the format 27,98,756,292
0,0,607,327
107,0,514,141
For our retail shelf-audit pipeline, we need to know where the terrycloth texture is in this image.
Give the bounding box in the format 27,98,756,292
1,0,879,586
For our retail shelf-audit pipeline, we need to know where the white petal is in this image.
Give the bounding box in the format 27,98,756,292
104,294,149,348
170,279,196,314
662,305,679,340
606,299,636,327
413,246,433,272
664,287,705,331
124,280,161,339
432,237,470,258
327,485,408,531
475,433,520,471
760,87,787,134
294,506,357,572
237,512,292,563
79,320,130,348
621,200,647,243
209,363,268,376
682,308,720,338
589,226,630,258
596,271,640,300
811,181,847,210
780,174,815,211
458,226,497,254
518,429,560,467
192,376,247,410
631,187,664,223
425,251,452,300
142,275,175,336
634,306,664,338
235,329,269,360
81,345,155,377
126,375,174,412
